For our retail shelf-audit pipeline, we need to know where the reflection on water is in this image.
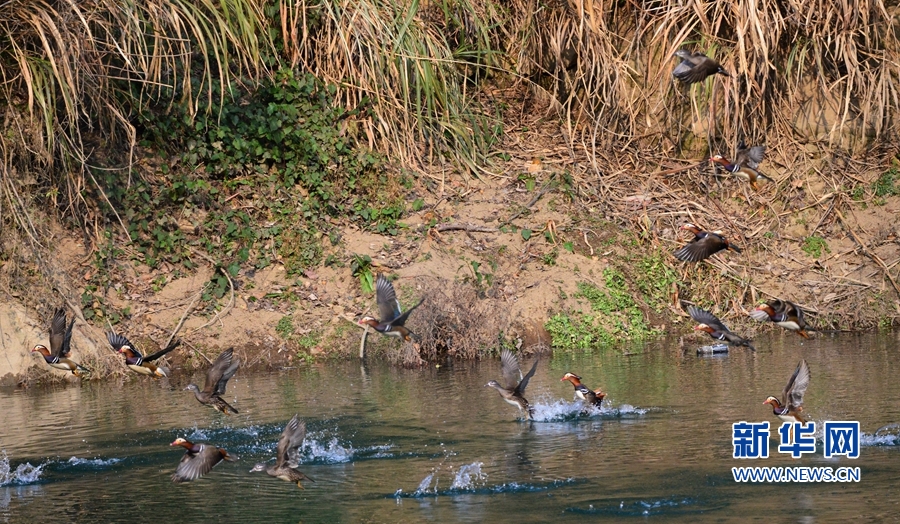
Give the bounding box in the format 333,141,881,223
1,332,900,522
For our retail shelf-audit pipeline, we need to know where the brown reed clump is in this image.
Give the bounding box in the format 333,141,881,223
413,279,511,362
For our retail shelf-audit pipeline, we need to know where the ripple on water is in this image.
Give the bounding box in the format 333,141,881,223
529,398,648,422
64,456,122,468
566,497,704,517
0,451,44,486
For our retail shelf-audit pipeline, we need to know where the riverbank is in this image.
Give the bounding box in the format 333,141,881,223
4,106,900,385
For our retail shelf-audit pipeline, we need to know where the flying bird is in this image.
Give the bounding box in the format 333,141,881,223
31,307,89,376
711,142,772,190
107,332,179,378
688,306,756,351
358,274,423,341
763,359,811,425
672,50,730,84
250,415,315,488
560,372,605,407
674,224,742,262
486,349,540,419
184,348,240,414
749,299,810,338
170,437,238,483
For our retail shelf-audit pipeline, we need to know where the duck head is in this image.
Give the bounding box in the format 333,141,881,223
170,437,193,449
249,463,268,473
117,345,137,358
762,396,782,408
680,223,702,235
694,323,714,334
485,380,501,389
560,372,582,384
30,344,50,356
183,384,201,393
755,304,776,317
358,316,379,328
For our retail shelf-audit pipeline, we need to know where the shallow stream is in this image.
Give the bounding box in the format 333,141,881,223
2,332,899,522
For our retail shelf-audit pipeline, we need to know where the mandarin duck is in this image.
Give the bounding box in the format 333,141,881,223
107,332,179,378
749,299,810,339
672,50,730,84
560,372,605,407
31,307,89,376
688,306,756,351
170,437,238,482
486,349,539,419
358,274,423,341
184,348,240,414
674,223,742,262
250,415,315,488
711,143,772,190
764,359,810,425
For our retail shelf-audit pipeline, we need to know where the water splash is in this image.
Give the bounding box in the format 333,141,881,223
530,399,648,422
299,432,394,464
300,436,354,464
184,426,210,441
449,462,485,490
413,472,436,495
0,451,44,486
862,423,900,446
65,456,122,468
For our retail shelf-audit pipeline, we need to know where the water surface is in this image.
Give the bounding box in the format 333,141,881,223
2,332,899,522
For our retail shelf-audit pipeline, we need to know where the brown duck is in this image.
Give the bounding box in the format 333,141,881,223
672,50,730,84
170,437,239,482
764,359,811,425
560,372,605,406
250,415,315,488
486,349,539,420
358,274,423,341
749,299,810,338
107,332,179,378
688,306,756,351
31,307,89,376
184,348,240,414
674,223,742,262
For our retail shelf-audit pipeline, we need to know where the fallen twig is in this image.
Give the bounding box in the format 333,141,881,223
836,209,900,299
434,223,497,233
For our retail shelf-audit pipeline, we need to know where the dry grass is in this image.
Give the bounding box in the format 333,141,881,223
414,279,511,361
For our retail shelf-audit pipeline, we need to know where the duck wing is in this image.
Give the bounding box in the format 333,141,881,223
688,306,731,333
514,356,539,396
673,54,721,84
499,348,522,390
107,332,143,358
386,298,423,328
276,415,307,468
173,444,224,482
674,233,722,262
784,301,807,328
214,359,240,396
50,308,75,358
783,359,811,411
203,348,235,394
735,144,766,169
145,339,180,362
375,274,402,323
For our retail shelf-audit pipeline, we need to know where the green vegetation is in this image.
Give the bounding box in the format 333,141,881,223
873,168,900,205
635,252,680,312
276,316,295,339
801,236,830,259
545,269,655,351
